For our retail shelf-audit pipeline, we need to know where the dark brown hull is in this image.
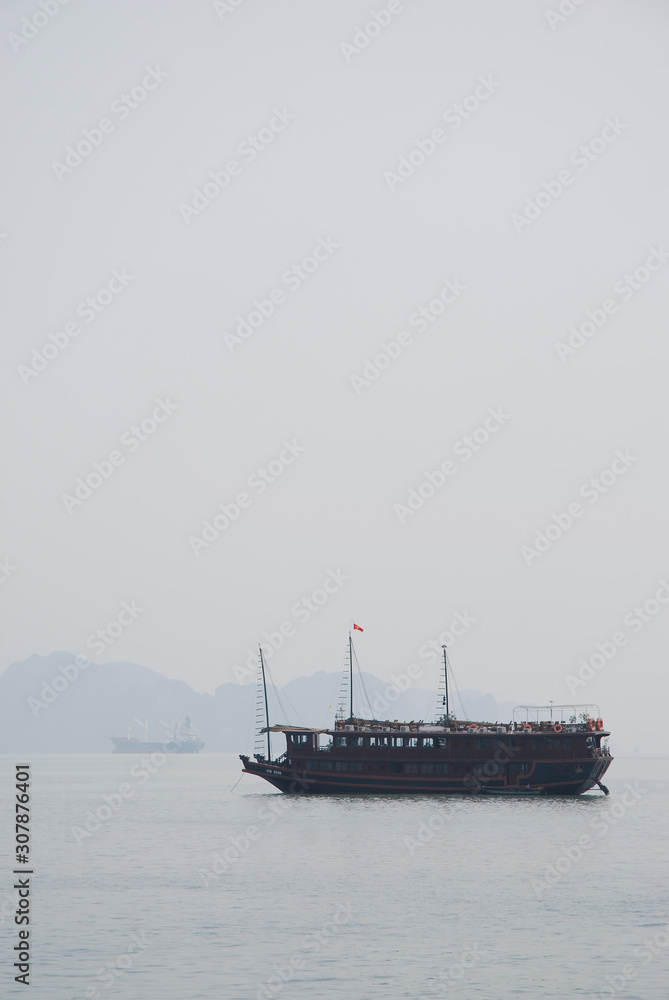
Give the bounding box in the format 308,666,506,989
240,754,613,796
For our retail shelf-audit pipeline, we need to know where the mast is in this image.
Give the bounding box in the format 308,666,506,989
349,630,353,720
259,645,271,760
442,645,449,720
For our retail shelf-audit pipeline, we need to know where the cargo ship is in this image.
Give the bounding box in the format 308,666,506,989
111,716,204,753
240,634,612,795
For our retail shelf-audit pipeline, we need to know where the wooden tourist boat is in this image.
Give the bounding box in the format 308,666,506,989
239,633,613,796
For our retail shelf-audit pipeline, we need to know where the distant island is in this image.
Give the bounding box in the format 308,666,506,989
0,652,519,754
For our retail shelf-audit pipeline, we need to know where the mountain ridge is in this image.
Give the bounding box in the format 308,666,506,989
0,652,519,753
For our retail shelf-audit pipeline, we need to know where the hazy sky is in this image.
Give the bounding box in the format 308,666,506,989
2,0,668,747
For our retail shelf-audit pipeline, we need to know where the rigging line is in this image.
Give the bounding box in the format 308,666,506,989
352,642,374,718
259,646,271,760
357,675,373,718
229,772,246,793
248,666,261,755
247,697,257,749
259,660,287,722
276,679,304,727
335,649,350,720
266,677,291,726
449,661,471,721
326,667,342,710
449,668,465,719
326,665,343,723
349,631,354,719
264,660,303,726
425,661,440,721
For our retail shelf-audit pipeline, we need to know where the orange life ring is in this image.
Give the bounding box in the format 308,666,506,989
596,718,604,731
553,723,562,733
523,724,532,731
468,724,478,731
587,718,596,731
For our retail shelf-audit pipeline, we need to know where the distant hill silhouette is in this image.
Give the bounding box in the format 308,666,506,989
0,652,519,753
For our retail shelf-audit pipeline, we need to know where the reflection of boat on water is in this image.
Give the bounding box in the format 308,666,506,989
111,716,204,753
240,632,613,796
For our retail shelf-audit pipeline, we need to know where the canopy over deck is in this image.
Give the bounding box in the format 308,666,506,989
261,725,327,734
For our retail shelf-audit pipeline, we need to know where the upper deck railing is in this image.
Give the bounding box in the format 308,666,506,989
265,707,609,738
512,704,601,725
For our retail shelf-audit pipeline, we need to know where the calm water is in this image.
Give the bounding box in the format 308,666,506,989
1,754,666,1000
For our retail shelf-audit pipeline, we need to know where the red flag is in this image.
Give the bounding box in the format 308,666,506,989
353,623,363,632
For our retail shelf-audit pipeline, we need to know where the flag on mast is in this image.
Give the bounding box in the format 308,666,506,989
353,623,363,632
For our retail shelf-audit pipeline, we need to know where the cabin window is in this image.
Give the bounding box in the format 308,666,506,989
367,736,381,747
320,761,332,770
436,762,448,774
407,737,418,748
349,762,362,771
520,763,530,774
420,763,434,774
350,736,363,747
306,760,317,768
391,763,402,773
335,761,348,771
476,737,489,749
292,734,311,744
532,738,543,750
393,737,404,748
335,736,347,747
405,763,418,774
422,738,434,748
508,737,517,749
436,737,448,748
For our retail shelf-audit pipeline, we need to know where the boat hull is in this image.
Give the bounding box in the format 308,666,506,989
239,754,612,796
